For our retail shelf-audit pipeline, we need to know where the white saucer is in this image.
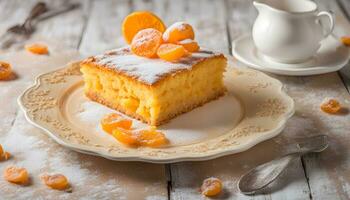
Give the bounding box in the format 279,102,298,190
232,34,350,76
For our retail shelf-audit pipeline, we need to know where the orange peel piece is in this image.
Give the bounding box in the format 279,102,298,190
131,28,163,58
157,43,186,62
320,98,341,114
25,43,49,55
137,128,168,147
201,177,223,197
177,39,200,52
112,128,139,146
101,113,132,134
341,36,350,46
163,22,195,43
3,166,29,185
41,174,70,190
122,11,166,44
0,61,12,80
0,144,3,157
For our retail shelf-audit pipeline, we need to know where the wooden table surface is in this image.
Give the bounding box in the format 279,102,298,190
0,0,350,199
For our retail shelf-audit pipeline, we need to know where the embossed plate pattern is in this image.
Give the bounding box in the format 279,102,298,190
18,57,294,163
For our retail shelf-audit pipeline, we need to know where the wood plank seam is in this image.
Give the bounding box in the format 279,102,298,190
76,0,93,49
301,157,313,200
336,0,350,93
224,0,233,55
165,164,173,200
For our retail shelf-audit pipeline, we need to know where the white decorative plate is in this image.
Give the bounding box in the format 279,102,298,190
18,57,294,163
232,34,350,76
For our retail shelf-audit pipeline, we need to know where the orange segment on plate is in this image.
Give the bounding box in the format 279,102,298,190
157,43,186,61
25,43,49,55
137,128,168,147
112,128,139,146
163,22,195,43
3,166,29,185
0,61,12,80
178,39,200,52
41,174,70,190
122,11,166,44
131,28,163,58
101,113,132,134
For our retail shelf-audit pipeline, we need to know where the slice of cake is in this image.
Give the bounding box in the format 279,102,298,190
80,47,226,126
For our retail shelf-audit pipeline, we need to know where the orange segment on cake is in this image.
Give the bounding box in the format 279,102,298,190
80,47,226,126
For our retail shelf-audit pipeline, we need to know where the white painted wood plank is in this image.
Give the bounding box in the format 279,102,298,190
168,0,310,199
0,0,88,141
1,0,167,199
299,1,350,199
78,0,169,199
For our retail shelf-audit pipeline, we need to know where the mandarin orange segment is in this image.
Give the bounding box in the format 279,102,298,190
137,128,168,147
163,22,195,43
178,39,200,52
321,98,341,114
112,128,139,146
131,28,163,58
201,177,223,197
3,166,29,185
41,174,70,190
0,61,12,80
101,113,132,134
0,144,3,156
122,11,166,44
157,43,186,61
2,152,11,161
341,36,350,46
25,43,49,55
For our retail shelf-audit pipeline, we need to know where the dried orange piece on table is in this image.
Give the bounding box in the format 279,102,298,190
2,152,11,160
157,43,186,62
177,39,199,52
0,144,3,156
25,43,49,55
0,61,12,80
137,128,168,147
41,174,70,190
341,36,350,46
122,11,166,44
131,28,163,58
112,128,139,146
0,144,11,161
201,177,223,197
101,113,132,134
3,166,29,185
163,22,195,43
320,98,341,114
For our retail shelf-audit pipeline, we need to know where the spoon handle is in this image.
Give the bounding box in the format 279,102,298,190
24,2,48,26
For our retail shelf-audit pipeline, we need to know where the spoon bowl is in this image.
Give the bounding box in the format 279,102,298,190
238,135,329,194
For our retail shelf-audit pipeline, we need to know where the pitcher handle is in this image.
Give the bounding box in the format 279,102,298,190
316,11,334,38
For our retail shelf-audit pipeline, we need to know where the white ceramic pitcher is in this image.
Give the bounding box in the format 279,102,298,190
252,0,334,64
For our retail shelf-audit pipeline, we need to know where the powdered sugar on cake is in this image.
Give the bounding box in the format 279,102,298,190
90,47,222,85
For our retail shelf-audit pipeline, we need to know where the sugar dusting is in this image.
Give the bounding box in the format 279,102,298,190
91,47,222,85
67,87,243,146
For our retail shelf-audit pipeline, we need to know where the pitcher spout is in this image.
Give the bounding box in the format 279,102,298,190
253,0,269,12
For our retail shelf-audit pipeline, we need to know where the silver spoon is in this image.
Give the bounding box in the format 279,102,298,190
238,135,329,195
